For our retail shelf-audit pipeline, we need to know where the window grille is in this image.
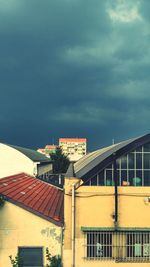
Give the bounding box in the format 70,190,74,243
86,231,112,259
84,231,150,262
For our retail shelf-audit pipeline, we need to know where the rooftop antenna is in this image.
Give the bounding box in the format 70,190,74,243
112,138,115,145
52,137,55,145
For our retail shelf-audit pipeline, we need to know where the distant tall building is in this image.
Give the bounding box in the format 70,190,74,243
59,138,87,162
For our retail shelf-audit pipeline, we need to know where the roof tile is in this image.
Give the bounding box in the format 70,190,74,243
0,173,63,226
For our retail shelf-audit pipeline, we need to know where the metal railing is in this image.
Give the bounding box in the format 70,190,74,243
38,173,65,188
84,231,150,262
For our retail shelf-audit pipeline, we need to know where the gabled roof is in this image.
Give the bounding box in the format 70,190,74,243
6,144,51,163
0,173,63,226
74,133,150,180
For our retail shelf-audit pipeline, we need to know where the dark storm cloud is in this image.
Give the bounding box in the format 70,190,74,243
0,0,150,150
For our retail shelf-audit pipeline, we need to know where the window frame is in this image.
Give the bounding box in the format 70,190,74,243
86,142,150,187
18,246,44,267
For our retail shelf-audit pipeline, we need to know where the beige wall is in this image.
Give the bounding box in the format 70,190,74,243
0,144,35,178
37,163,53,176
64,177,150,267
0,202,62,267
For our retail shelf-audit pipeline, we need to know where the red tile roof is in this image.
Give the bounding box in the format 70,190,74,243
45,145,59,149
59,138,87,143
0,173,63,226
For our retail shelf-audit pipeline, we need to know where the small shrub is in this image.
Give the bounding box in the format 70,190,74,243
9,254,23,267
0,195,5,207
46,248,63,267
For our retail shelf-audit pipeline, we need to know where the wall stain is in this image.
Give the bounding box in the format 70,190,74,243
41,227,61,243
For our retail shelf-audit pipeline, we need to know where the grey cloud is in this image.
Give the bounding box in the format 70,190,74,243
0,0,150,150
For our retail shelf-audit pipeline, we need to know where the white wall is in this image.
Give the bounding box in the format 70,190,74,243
37,163,53,176
0,144,35,178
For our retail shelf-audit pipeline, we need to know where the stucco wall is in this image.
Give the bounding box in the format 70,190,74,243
64,178,150,267
0,202,62,267
37,163,53,176
0,144,35,178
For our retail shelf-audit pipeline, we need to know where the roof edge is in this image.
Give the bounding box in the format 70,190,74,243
76,133,150,180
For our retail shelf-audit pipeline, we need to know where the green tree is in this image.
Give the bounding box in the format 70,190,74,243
9,254,23,267
46,248,63,267
50,147,69,174
0,195,5,207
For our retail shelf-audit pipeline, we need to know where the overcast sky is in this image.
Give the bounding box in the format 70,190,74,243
0,0,150,151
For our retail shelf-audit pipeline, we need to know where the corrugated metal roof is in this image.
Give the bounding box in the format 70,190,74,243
0,173,63,226
74,138,136,177
6,144,51,162
74,135,150,179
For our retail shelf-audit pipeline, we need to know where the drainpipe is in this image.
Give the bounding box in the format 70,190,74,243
113,153,118,228
61,227,64,262
71,183,75,267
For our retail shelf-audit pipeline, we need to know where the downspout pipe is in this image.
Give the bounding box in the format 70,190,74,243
113,153,118,229
71,183,75,267
61,227,64,261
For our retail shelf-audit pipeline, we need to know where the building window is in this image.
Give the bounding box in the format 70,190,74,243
86,231,112,259
127,232,150,259
18,247,43,267
84,231,150,262
86,142,150,186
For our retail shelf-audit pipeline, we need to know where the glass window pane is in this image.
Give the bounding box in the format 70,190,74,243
144,171,150,186
19,247,43,266
91,175,98,185
98,171,104,186
136,146,142,152
144,154,150,169
129,170,134,186
144,143,150,152
121,155,127,169
116,159,120,169
128,153,134,169
121,170,127,185
116,170,120,186
136,170,142,178
106,164,112,169
134,171,142,186
136,153,142,169
105,170,113,186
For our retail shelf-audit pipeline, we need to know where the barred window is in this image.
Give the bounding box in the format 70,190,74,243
127,232,150,258
87,232,112,259
84,231,150,262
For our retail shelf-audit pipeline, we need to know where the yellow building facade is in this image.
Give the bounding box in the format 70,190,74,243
63,134,150,267
0,202,62,267
0,173,63,267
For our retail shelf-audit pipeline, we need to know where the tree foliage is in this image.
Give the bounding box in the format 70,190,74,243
9,254,23,267
50,147,69,174
46,248,63,267
0,195,5,207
